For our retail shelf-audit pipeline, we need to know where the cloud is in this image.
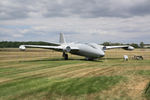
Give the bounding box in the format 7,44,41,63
0,0,150,43
0,15,150,43
43,0,150,18
0,0,29,20
0,0,150,20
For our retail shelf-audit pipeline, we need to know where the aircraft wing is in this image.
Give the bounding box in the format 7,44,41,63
105,45,134,50
19,45,63,51
19,45,79,52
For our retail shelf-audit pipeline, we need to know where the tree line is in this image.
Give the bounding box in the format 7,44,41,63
0,41,146,48
0,41,58,48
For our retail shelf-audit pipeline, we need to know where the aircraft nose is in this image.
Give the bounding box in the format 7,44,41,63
100,52,105,57
99,51,105,57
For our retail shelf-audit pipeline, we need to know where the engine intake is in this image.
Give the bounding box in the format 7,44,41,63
103,46,106,51
65,46,71,52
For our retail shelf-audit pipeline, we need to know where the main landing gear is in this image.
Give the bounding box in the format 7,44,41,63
86,57,95,61
63,52,68,60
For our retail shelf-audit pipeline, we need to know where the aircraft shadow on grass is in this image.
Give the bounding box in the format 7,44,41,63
19,58,124,63
19,57,106,62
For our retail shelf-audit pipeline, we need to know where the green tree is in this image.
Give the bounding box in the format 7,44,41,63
103,42,111,46
130,43,139,48
0,41,56,48
140,42,144,48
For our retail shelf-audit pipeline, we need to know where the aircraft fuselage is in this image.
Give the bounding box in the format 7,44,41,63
65,43,105,59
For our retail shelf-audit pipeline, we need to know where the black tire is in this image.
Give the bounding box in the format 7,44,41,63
86,57,94,61
64,54,68,60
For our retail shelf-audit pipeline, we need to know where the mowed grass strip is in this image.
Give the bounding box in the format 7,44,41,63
48,76,124,95
0,61,92,83
0,76,124,100
0,60,84,78
11,63,93,80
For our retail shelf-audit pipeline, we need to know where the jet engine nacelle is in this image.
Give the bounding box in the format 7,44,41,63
124,46,134,50
128,46,134,50
63,46,71,52
19,45,26,51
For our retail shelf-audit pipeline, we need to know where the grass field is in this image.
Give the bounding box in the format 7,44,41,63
0,48,150,100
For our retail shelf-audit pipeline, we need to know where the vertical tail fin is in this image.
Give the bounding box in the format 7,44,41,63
59,33,66,44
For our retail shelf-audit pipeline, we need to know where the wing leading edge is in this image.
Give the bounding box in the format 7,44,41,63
19,45,63,51
19,45,79,52
105,45,134,50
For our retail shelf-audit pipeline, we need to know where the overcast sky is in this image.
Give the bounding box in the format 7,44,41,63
0,0,150,43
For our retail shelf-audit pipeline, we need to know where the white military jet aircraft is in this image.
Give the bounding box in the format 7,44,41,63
19,33,134,60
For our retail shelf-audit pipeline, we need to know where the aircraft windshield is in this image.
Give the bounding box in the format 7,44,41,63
86,43,97,49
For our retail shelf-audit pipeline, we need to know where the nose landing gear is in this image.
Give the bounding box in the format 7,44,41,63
63,52,68,60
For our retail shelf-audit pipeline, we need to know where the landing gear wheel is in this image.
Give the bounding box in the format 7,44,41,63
86,57,94,61
63,52,68,60
64,54,68,60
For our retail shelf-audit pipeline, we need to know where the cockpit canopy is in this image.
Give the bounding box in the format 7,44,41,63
85,43,99,49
